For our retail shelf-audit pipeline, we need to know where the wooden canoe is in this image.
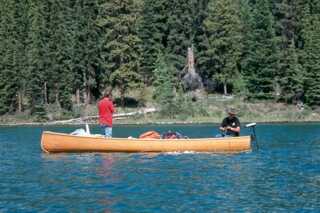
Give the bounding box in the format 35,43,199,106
41,131,251,153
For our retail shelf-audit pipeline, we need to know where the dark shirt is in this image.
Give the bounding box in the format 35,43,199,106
221,116,240,136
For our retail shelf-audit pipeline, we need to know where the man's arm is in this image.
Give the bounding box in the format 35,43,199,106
107,100,115,114
227,118,240,133
110,103,115,113
219,118,227,131
226,126,240,133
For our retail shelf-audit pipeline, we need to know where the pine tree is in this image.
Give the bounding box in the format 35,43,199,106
203,0,242,95
241,0,279,99
272,0,303,102
193,0,210,80
0,0,29,114
98,0,142,106
152,53,177,118
45,0,73,111
278,41,303,102
80,0,101,104
301,3,320,106
0,0,14,114
138,0,168,84
27,0,47,120
236,0,255,96
13,0,29,113
166,0,198,72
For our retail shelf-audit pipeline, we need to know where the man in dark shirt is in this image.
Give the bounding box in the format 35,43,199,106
219,108,240,137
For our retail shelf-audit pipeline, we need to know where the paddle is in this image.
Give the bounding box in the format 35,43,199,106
85,123,91,135
245,123,259,150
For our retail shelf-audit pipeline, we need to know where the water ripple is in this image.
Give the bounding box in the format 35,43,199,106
1,123,320,212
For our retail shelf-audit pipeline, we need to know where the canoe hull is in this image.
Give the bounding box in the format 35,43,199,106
41,131,251,153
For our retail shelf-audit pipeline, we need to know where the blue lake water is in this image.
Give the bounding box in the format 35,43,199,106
1,123,320,212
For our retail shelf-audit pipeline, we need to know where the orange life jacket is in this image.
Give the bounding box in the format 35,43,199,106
139,131,161,139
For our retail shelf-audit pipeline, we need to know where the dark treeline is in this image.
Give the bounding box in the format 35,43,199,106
1,0,320,118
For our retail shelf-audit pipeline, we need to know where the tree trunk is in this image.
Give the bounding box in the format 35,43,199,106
76,88,80,105
55,84,60,107
86,88,91,105
223,83,228,95
187,47,195,74
44,82,48,105
83,68,88,105
55,93,59,106
17,91,22,113
83,88,87,105
121,87,125,108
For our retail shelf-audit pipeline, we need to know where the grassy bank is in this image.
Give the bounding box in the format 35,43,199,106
1,94,319,125
117,97,320,124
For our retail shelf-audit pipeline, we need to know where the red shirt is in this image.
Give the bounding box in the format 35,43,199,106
98,97,115,127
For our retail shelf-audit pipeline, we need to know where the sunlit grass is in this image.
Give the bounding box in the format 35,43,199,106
0,93,319,125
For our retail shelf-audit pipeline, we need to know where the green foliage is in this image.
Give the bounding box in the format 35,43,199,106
138,0,168,84
273,0,304,102
301,5,320,106
153,53,208,119
70,0,101,104
241,0,279,99
193,0,210,79
174,91,209,120
27,0,47,119
203,0,242,95
0,0,29,115
166,0,198,71
49,1,74,110
98,0,142,105
277,42,304,102
1,0,320,120
232,74,248,97
152,53,176,117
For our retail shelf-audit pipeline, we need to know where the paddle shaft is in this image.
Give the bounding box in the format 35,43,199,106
251,126,259,150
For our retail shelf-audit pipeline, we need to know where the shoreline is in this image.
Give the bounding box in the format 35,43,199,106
1,119,320,127
1,101,320,127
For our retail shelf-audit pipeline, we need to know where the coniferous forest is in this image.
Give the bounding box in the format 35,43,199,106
1,0,320,120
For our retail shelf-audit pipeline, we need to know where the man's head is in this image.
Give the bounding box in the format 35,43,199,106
226,107,237,117
103,87,113,98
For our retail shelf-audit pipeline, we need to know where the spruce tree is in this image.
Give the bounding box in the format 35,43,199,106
193,0,210,81
98,0,142,106
45,0,73,111
273,0,303,102
203,0,242,95
241,0,279,99
0,0,29,114
301,3,320,106
138,0,168,84
166,0,198,72
0,0,15,114
13,0,29,113
152,53,177,118
27,0,47,120
80,0,101,104
277,41,303,102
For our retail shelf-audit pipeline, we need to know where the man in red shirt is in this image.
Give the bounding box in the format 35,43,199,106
98,89,115,137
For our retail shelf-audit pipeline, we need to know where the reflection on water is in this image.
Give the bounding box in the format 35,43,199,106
1,123,320,212
99,154,115,177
